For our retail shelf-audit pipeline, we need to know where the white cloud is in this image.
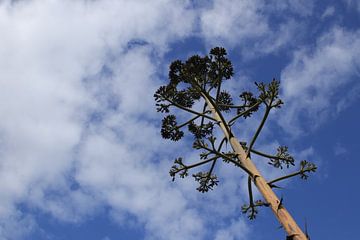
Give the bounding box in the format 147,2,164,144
0,0,209,239
344,0,360,12
334,142,348,156
214,217,249,240
321,6,335,19
200,0,269,47
75,129,206,240
280,27,360,135
199,0,309,58
0,212,37,240
265,0,314,17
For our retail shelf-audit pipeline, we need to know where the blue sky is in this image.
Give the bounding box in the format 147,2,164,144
0,0,359,239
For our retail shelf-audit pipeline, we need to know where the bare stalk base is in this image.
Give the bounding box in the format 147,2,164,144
232,138,307,240
206,97,308,240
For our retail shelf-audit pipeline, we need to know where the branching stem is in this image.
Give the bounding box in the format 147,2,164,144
248,176,255,207
217,137,227,152
218,103,253,108
193,79,232,135
251,149,291,162
201,145,253,176
173,156,220,174
246,104,272,158
201,90,232,134
268,167,316,186
228,101,262,126
205,157,218,185
164,97,218,122
199,102,208,128
176,115,201,129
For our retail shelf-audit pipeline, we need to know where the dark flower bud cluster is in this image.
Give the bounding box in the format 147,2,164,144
268,146,295,169
237,91,259,118
168,60,183,86
182,55,210,86
169,157,188,181
154,85,174,112
193,171,219,193
155,47,234,114
188,121,214,139
217,91,233,112
154,47,235,148
208,47,234,87
193,139,208,150
161,115,183,141
299,160,317,179
241,200,270,220
255,79,283,108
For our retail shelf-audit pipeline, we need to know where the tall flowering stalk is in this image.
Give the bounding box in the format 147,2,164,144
154,47,316,240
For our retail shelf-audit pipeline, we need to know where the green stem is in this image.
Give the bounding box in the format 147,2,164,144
248,176,255,207
176,115,201,129
199,102,208,128
215,60,222,101
201,145,253,176
250,149,291,162
205,157,218,184
174,156,220,174
217,137,227,152
268,168,316,186
215,79,222,101
246,103,272,158
228,101,262,126
164,97,217,122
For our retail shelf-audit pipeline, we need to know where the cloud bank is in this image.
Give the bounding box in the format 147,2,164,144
280,27,360,135
0,0,202,239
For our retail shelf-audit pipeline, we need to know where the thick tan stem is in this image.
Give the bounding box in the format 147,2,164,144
205,97,307,240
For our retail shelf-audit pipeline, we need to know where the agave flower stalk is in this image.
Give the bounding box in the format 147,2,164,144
154,47,316,240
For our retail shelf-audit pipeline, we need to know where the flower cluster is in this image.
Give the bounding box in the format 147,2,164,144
256,79,283,108
161,115,183,141
193,171,219,193
268,146,295,169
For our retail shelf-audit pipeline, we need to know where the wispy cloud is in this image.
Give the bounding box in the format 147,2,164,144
199,0,310,58
214,217,249,240
321,6,335,19
280,27,360,136
344,0,360,12
334,142,348,156
0,0,199,239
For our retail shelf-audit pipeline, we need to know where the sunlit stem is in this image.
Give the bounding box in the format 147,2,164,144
201,144,253,176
